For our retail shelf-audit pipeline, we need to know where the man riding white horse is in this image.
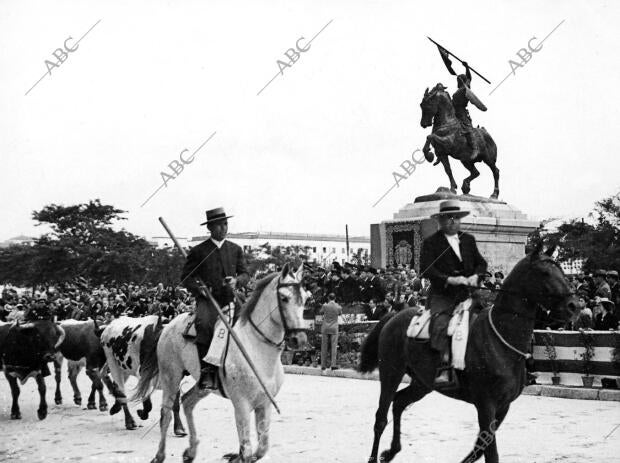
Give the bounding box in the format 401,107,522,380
181,207,249,390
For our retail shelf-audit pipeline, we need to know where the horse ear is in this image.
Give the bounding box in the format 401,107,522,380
294,264,304,280
545,244,557,257
424,87,429,97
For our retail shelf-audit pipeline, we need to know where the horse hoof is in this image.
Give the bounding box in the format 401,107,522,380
54,397,62,405
150,456,165,463
110,402,121,415
223,453,238,462
10,411,21,420
87,402,97,410
38,409,47,420
174,426,187,437
137,409,148,420
99,403,108,412
125,422,137,430
182,448,195,463
74,398,82,406
380,447,400,462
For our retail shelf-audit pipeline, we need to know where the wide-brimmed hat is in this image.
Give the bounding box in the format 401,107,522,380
594,269,607,277
431,199,470,219
200,207,234,226
599,298,615,310
607,270,619,279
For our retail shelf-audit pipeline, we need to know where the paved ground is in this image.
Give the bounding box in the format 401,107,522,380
0,367,618,462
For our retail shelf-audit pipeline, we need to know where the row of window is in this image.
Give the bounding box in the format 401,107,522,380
243,245,368,255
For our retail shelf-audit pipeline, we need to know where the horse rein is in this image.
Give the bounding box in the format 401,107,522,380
477,284,572,359
248,277,305,349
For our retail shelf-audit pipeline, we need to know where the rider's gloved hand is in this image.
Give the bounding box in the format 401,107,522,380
465,275,479,287
446,276,468,286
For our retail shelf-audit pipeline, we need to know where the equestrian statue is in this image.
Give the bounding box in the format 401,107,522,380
421,38,500,199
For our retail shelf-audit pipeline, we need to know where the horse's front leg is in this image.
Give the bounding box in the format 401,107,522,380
423,135,435,163
460,400,500,463
226,403,253,462
253,404,272,460
439,156,458,193
36,374,48,420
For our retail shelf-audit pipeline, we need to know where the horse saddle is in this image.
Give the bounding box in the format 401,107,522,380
407,298,475,371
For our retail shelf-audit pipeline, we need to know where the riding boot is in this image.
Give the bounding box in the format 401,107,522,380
196,342,219,391
465,131,479,159
434,350,452,386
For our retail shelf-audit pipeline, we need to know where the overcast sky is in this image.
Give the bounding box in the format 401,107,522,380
1,0,618,241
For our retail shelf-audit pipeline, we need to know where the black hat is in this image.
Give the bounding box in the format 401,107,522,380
200,207,233,226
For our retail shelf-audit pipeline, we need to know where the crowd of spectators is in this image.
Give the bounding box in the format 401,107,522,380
564,269,620,331
1,265,618,331
299,262,507,321
0,281,196,323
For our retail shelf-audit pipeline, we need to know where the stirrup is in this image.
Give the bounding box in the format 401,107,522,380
198,365,219,391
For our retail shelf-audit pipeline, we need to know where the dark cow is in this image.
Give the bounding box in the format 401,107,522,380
0,320,65,420
101,315,185,435
52,319,111,411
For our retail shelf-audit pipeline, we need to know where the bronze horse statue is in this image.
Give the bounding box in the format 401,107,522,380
359,245,575,463
420,83,500,199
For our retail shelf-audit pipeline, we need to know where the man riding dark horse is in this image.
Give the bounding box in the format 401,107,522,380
181,207,249,390
420,200,487,386
453,62,487,159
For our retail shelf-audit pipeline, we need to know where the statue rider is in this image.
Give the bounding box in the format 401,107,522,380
452,62,487,159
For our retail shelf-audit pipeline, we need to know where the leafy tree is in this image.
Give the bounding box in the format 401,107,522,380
528,192,620,271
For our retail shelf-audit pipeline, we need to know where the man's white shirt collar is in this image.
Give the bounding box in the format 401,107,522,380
444,233,462,261
210,237,226,249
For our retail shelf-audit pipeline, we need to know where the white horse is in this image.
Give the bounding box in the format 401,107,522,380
134,263,309,463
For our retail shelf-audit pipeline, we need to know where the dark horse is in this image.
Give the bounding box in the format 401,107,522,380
359,245,575,463
420,83,500,199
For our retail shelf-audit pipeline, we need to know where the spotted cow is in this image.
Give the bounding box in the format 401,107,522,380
101,316,185,434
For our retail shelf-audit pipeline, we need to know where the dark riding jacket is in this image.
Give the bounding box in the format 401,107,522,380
420,231,487,303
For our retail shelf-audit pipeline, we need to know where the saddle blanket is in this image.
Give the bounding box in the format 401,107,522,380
406,298,472,370
184,303,234,367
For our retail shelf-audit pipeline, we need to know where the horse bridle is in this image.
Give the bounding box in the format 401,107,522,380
248,277,306,349
478,282,573,359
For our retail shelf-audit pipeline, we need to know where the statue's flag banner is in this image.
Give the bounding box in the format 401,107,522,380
436,44,456,75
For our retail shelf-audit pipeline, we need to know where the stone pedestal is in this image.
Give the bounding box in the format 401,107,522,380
370,188,538,274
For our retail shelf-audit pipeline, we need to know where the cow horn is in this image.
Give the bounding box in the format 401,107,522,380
54,324,66,349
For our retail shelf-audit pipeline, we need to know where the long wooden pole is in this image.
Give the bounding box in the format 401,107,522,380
427,36,491,84
158,217,281,414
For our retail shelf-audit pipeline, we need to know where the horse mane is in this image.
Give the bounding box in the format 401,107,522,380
238,273,279,321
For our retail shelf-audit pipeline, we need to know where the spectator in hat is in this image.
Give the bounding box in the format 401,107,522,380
607,270,619,306
594,298,618,330
594,270,611,299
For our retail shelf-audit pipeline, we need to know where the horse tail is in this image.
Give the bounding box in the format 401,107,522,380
131,331,161,403
478,126,497,164
358,313,395,373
